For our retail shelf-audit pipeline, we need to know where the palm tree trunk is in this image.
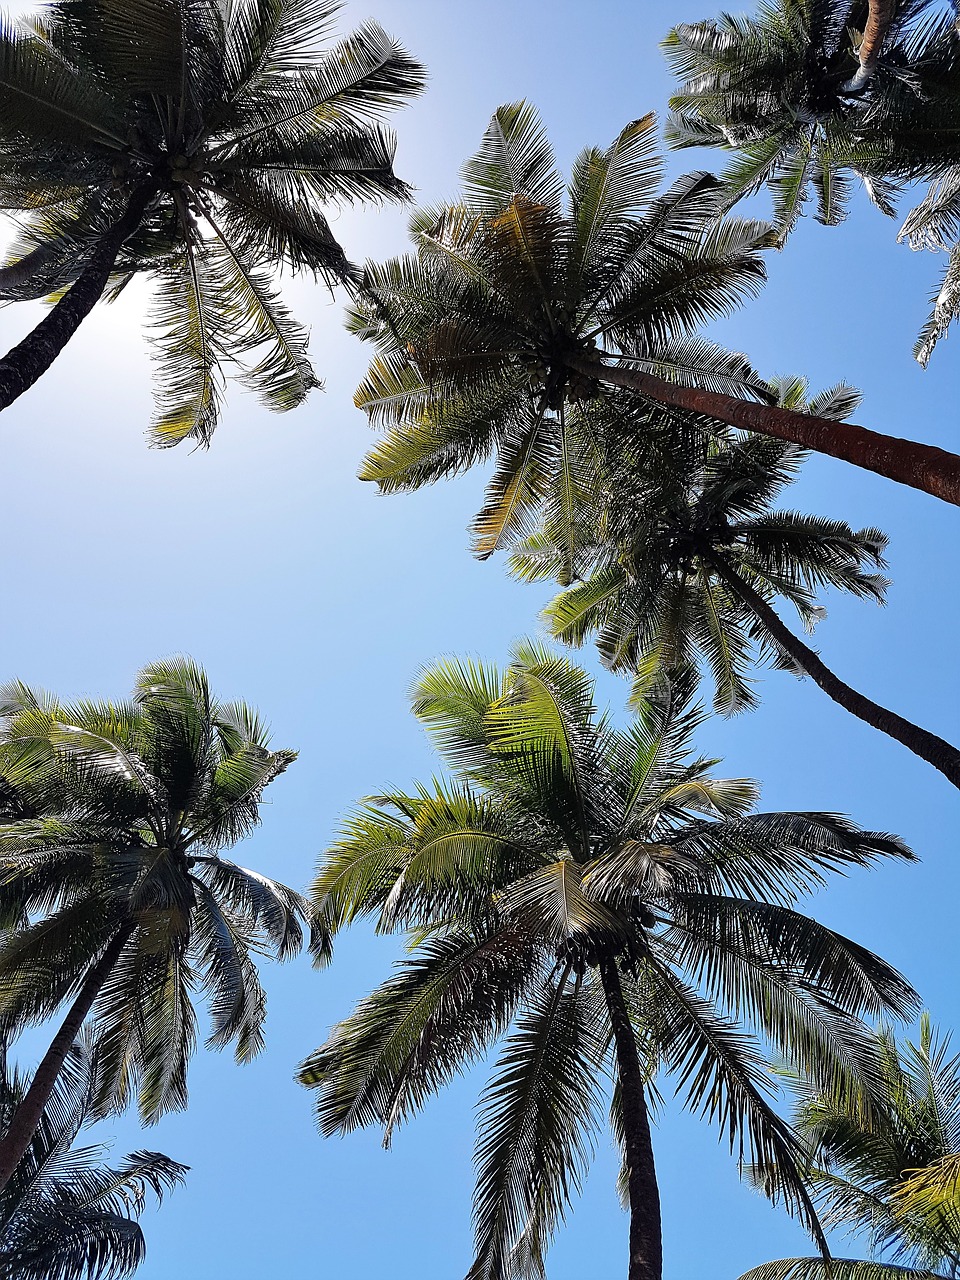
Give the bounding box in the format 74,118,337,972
0,923,134,1192
567,352,960,509
706,552,960,791
0,184,155,415
845,0,898,90
598,954,662,1280
0,242,70,302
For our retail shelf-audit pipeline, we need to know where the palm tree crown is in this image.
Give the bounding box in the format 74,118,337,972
348,98,960,516
511,392,886,714
741,1015,960,1280
0,1039,185,1280
349,101,777,556
663,0,960,359
662,0,946,232
0,0,425,441
0,657,308,1144
300,645,917,1280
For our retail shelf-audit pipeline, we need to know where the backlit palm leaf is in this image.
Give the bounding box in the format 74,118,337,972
0,0,424,437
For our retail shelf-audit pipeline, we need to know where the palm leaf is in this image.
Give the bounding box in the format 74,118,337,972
147,243,224,448
460,101,564,216
739,1262,950,1280
300,925,538,1141
467,973,607,1280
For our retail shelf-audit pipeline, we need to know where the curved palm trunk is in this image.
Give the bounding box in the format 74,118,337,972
0,184,155,415
598,954,662,1280
845,0,898,91
0,924,133,1193
568,353,960,509
707,552,960,791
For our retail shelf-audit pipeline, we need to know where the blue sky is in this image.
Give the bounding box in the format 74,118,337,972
1,2,959,1276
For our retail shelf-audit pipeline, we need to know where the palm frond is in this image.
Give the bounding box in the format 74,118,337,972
739,1261,950,1280
300,926,538,1141
461,102,563,216
468,973,607,1280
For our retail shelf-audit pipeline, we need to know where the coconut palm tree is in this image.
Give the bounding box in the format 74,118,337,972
661,0,947,234
349,101,960,512
663,1,960,357
300,644,917,1280
740,1016,960,1280
508,405,960,790
0,0,424,442
0,1038,185,1280
0,657,309,1191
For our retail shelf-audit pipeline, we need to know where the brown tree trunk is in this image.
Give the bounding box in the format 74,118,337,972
707,552,960,790
598,954,662,1280
568,352,960,509
0,924,134,1192
0,184,155,414
846,0,898,90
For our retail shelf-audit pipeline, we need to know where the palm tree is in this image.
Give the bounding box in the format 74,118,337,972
740,1015,960,1280
662,1,943,234
0,0,424,442
663,1,960,357
348,101,960,511
0,657,309,1191
509,410,960,790
0,1038,185,1280
299,644,918,1280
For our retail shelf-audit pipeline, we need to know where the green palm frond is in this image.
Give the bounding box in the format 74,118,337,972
0,903,123,1036
471,402,555,558
201,215,319,412
147,243,224,447
221,0,341,96
467,974,607,1280
300,925,539,1141
0,15,126,149
567,113,662,291
58,0,195,98
498,859,625,947
192,857,306,959
651,965,830,1256
461,101,564,216
739,1261,950,1279
191,880,266,1062
410,657,507,779
913,245,960,367
668,811,913,904
224,19,425,144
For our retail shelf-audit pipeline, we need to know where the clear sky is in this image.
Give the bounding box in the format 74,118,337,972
1,2,959,1277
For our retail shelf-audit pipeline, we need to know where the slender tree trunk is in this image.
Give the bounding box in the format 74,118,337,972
0,924,133,1192
845,0,898,90
567,352,960,509
706,552,960,790
0,241,72,302
0,184,155,414
598,954,662,1280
